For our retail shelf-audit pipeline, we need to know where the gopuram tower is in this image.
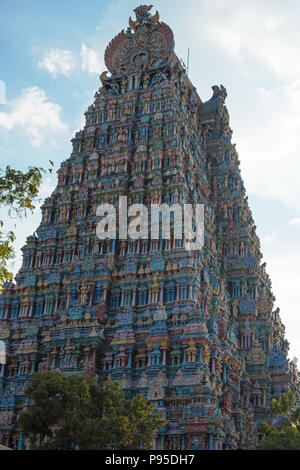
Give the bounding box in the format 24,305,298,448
0,5,299,450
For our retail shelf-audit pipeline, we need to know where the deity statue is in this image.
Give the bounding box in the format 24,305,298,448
63,339,75,368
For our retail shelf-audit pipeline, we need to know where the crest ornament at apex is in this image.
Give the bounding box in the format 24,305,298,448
104,5,174,74
130,5,159,31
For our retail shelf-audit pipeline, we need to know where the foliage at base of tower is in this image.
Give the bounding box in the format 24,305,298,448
0,165,45,288
19,371,165,450
257,390,300,450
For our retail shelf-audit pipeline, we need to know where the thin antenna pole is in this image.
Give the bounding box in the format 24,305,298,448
187,48,190,76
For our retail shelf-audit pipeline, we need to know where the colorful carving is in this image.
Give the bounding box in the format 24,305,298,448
0,5,299,451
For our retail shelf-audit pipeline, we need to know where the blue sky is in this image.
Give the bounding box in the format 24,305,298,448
1,0,300,360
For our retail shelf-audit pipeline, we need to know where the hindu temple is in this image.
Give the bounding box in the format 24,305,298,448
0,5,299,450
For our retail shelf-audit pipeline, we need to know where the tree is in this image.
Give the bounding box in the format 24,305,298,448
0,165,45,288
257,390,300,450
19,371,165,450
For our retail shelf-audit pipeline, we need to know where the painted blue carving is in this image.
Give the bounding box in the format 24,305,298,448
68,308,84,320
228,326,237,345
2,282,14,289
150,323,168,335
239,299,255,314
150,256,165,272
207,315,218,335
267,345,286,369
0,385,15,407
74,265,81,275
124,261,137,275
117,307,134,326
244,256,258,268
96,262,106,273
202,268,210,284
38,230,57,241
48,273,61,284
209,270,218,289
24,275,36,287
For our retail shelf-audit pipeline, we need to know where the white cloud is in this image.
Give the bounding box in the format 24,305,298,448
0,87,67,147
80,43,105,75
202,3,300,81
261,232,278,246
37,45,105,77
260,221,300,360
0,80,6,104
38,48,76,77
234,81,300,210
38,177,56,198
289,218,300,227
265,16,282,32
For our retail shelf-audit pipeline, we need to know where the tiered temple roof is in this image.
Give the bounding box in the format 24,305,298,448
0,5,299,450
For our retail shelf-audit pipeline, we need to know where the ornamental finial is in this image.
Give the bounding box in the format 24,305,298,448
128,5,160,32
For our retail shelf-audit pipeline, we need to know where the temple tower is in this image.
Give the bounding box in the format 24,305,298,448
0,5,299,450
